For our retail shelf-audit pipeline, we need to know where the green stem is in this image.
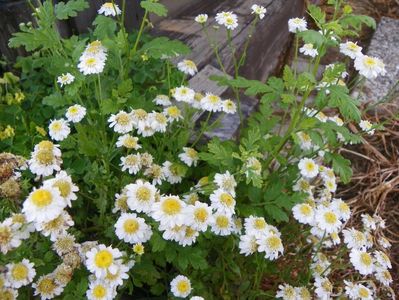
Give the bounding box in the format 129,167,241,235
191,111,212,147
131,10,149,58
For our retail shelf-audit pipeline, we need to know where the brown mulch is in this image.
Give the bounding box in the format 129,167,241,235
337,104,399,294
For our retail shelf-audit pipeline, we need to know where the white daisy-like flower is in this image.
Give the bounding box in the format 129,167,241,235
190,297,205,300
112,192,129,213
314,277,333,299
52,233,76,256
57,73,75,87
239,234,258,256
108,111,133,134
210,211,234,236
86,244,122,278
0,219,23,254
200,93,223,112
276,283,297,300
131,109,148,131
361,213,377,230
343,228,368,250
104,261,130,288
5,259,36,288
175,226,199,247
185,201,212,232
116,134,141,150
126,179,157,214
194,13,208,24
359,120,375,135
173,86,195,103
340,41,363,59
0,287,18,299
315,207,342,234
244,157,262,176
148,112,168,133
243,216,269,237
151,195,187,228
346,282,373,300
32,275,63,300
114,213,152,244
164,105,183,122
210,189,236,216
177,60,198,76
49,119,70,141
292,203,314,225
214,171,237,197
178,147,199,167
22,186,65,223
29,141,62,177
354,54,386,79
295,286,311,300
43,171,79,207
215,11,238,30
298,158,319,178
35,210,74,241
98,2,121,17
162,161,183,184
82,40,108,58
349,249,374,275
375,267,393,286
257,233,284,260
299,43,318,58
221,99,237,114
65,104,86,123
86,279,114,300
330,198,351,221
120,154,142,174
251,4,266,19
288,17,307,33
153,94,171,106
78,55,106,75
170,275,192,298
378,236,391,249
374,250,391,269
296,131,312,151
144,163,165,186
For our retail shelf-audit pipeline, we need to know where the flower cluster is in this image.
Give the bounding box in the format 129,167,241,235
78,41,108,75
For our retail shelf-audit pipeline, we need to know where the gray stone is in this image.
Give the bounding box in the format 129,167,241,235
356,17,399,105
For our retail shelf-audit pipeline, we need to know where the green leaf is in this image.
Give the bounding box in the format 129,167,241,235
199,139,235,168
298,30,326,47
140,0,168,17
308,4,326,26
150,232,167,252
340,14,376,30
328,85,361,122
93,15,117,39
138,37,190,59
42,92,68,107
325,152,353,183
55,0,88,20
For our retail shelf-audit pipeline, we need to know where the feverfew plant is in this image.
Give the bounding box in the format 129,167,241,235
0,0,395,299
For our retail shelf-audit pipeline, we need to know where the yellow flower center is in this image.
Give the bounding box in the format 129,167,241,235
136,186,151,202
43,215,63,231
53,180,71,198
116,113,130,126
155,113,167,124
324,211,337,224
103,3,114,9
266,235,282,250
177,280,190,293
134,109,147,120
186,148,198,159
285,287,296,297
36,149,54,165
85,57,97,67
37,141,54,151
125,155,139,166
360,252,372,266
37,277,56,294
123,219,139,234
11,264,28,281
216,215,229,228
219,193,234,207
321,280,332,292
167,106,181,118
12,214,26,224
1,290,15,300
339,202,350,213
185,227,196,238
358,287,369,298
133,243,144,255
0,226,12,245
254,218,266,230
31,189,53,208
300,204,312,216
68,107,79,114
162,198,182,215
208,95,220,104
93,285,107,298
185,60,196,69
364,57,377,67
225,17,235,26
94,250,113,268
194,207,208,222
305,162,315,172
